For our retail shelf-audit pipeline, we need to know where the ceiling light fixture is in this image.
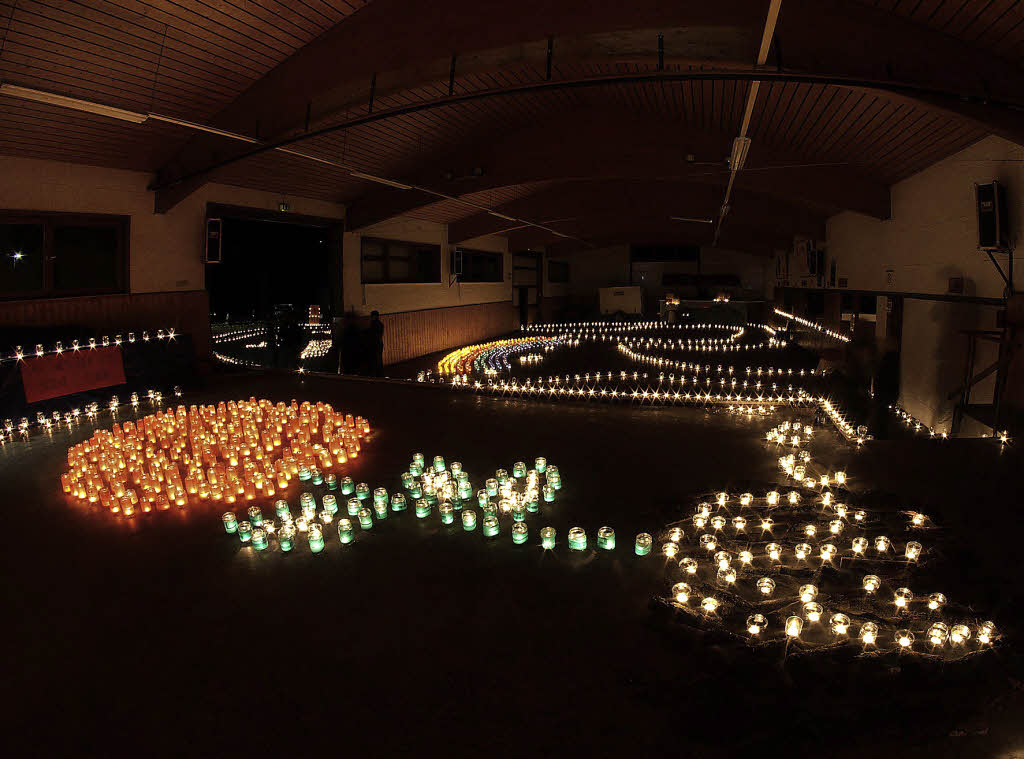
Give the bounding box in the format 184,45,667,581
0,83,148,123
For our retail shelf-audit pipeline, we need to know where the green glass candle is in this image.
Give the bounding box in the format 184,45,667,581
512,503,526,522
338,519,354,544
327,473,338,491
347,497,361,516
308,523,325,553
247,505,263,526
401,471,414,489
323,494,338,514
450,461,463,476
483,515,500,537
274,499,291,519
318,509,333,524
409,482,422,498
543,485,555,503
279,525,295,552
477,489,490,507
238,520,252,543
496,469,509,486
222,512,238,534
481,500,497,517
252,528,268,551
456,470,469,484
535,457,547,474
298,466,311,482
540,526,556,549
513,461,527,478
341,476,355,495
485,478,498,497
416,499,431,518
512,522,528,544
373,500,388,519
597,526,616,550
412,452,425,467
311,468,323,486
356,482,370,500
409,462,423,476
568,527,587,550
458,481,473,500
462,509,477,531
433,455,446,473
302,503,316,522
526,497,539,513
300,492,314,509
634,533,653,555
358,508,373,529
373,487,388,507
439,502,454,525
391,493,407,512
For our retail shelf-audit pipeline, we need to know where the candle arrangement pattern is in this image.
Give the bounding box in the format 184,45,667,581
437,336,564,376
420,319,869,443
221,452,561,553
218,422,998,661
653,419,997,658
59,398,371,517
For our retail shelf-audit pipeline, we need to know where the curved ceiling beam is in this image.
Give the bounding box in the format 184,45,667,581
346,109,890,228
450,178,826,244
532,216,786,257
151,0,1024,212
504,212,795,254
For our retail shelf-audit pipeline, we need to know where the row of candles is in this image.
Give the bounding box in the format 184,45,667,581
2,387,183,442
437,336,560,375
59,398,371,517
6,328,178,363
774,307,851,343
889,403,1010,445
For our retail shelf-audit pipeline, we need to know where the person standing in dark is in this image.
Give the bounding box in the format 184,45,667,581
369,310,385,376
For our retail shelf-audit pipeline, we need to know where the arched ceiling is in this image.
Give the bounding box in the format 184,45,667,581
1,0,1022,253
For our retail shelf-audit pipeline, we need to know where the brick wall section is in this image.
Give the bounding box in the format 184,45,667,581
0,291,211,357
381,301,517,365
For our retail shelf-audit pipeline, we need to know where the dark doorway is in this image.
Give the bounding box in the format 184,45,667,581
204,204,342,370
518,286,530,326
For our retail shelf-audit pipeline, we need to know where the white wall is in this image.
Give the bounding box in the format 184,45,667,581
827,135,1024,298
0,155,346,295
825,135,1024,431
342,216,511,315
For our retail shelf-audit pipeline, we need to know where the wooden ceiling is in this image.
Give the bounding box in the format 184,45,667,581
0,0,1021,251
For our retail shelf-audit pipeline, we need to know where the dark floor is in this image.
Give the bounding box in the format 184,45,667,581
6,369,1024,757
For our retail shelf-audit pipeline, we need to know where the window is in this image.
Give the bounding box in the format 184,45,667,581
548,260,569,283
361,237,441,283
0,212,128,299
454,248,503,283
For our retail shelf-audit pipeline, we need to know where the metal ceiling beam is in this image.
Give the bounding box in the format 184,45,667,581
344,109,889,229
449,178,826,244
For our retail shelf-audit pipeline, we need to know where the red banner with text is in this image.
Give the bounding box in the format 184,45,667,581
20,346,127,403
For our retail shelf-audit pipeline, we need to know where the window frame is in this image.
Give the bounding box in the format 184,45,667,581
0,210,130,300
360,236,442,284
454,247,504,283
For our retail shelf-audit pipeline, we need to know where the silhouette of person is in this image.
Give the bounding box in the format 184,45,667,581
369,310,384,376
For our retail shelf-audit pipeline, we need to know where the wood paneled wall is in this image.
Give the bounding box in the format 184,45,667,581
382,301,517,365
0,291,211,358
